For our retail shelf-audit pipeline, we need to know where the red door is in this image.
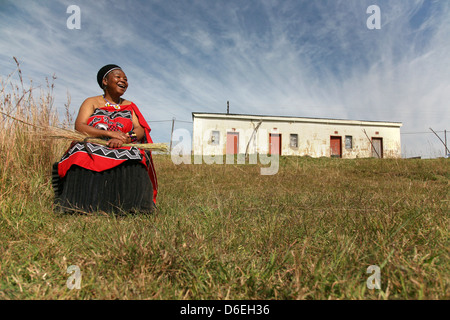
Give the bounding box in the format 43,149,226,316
269,134,281,155
330,136,342,158
226,132,239,154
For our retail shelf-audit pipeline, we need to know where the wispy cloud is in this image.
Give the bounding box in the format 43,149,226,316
0,0,448,157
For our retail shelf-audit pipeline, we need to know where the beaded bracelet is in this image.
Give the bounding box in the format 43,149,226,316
127,131,138,143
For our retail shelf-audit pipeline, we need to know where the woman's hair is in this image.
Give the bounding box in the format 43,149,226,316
97,64,122,89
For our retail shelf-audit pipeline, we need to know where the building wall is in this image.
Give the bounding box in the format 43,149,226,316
192,114,402,159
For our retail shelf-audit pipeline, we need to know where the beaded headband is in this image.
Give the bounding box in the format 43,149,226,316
102,67,122,81
97,64,122,89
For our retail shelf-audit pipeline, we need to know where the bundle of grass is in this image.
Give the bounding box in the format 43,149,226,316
0,111,169,153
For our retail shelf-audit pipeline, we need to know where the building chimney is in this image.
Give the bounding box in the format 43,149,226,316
227,101,229,114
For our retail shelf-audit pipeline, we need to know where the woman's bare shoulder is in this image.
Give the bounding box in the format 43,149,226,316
122,99,133,105
78,96,104,111
82,95,103,105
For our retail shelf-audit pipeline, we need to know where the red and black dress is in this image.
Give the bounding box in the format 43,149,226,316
52,102,158,214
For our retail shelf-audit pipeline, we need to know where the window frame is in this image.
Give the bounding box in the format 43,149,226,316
289,133,298,148
211,130,220,145
345,135,353,149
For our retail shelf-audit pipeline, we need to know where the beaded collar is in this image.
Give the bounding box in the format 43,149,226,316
103,94,122,110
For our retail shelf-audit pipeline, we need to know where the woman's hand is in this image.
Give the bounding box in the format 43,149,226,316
106,131,132,148
107,138,126,148
107,130,130,142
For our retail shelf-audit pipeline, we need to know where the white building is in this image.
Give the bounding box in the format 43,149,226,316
192,112,402,159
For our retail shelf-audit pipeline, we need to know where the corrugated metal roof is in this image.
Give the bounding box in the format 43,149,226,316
192,112,403,127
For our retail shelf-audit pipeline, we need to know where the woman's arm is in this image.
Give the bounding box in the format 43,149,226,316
74,97,130,147
131,110,146,142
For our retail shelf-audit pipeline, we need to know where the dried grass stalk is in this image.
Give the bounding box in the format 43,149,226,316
0,111,169,152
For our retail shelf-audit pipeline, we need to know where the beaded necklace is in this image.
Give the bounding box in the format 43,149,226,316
103,94,122,110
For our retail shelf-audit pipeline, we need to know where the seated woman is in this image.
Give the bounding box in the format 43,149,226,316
52,64,158,214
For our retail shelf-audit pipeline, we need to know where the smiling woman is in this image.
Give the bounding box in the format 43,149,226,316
52,64,158,214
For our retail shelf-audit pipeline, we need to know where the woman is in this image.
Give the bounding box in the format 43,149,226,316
52,64,158,214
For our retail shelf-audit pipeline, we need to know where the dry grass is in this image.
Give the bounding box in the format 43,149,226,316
0,59,448,300
0,104,168,153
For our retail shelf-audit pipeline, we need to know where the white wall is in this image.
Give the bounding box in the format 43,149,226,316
192,114,402,159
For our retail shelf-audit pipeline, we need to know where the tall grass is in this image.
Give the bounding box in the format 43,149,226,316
0,59,66,207
0,61,448,300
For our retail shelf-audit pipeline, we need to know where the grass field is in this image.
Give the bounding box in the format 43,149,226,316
0,69,449,300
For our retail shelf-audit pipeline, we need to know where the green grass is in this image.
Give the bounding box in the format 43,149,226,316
0,155,448,300
0,65,448,300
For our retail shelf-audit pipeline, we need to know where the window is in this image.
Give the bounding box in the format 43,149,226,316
345,136,353,149
290,134,298,148
211,131,220,145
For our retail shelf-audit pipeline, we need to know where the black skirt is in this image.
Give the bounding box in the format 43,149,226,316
52,161,155,214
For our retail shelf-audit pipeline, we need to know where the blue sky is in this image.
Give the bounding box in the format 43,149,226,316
1,0,449,157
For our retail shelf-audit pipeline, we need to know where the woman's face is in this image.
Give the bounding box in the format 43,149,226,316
103,69,128,96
